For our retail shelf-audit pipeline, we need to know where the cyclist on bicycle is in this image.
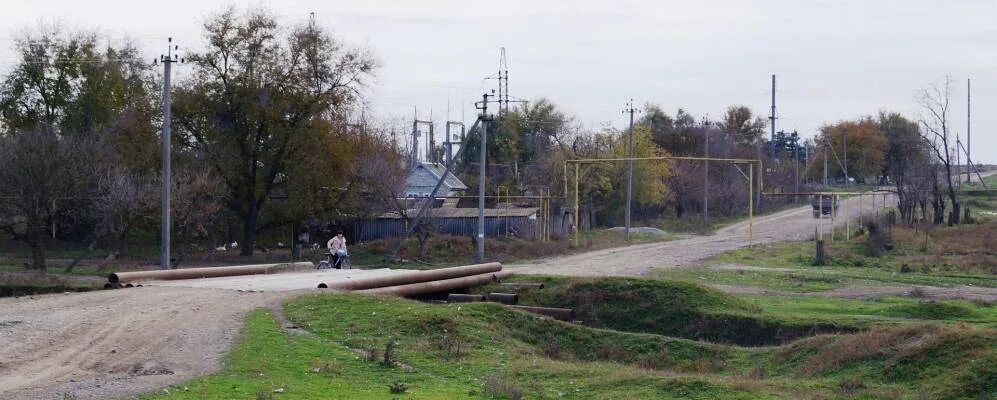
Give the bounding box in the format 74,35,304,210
326,230,348,269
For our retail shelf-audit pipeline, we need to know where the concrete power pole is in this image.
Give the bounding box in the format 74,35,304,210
703,118,710,225
966,79,973,183
823,134,829,187
842,128,848,185
769,75,776,152
793,131,799,199
624,100,636,240
158,38,179,270
475,93,493,262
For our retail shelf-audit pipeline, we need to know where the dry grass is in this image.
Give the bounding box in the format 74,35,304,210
891,222,997,273
801,325,943,376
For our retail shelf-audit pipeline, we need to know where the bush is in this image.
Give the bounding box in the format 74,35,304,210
387,381,407,394
483,375,525,400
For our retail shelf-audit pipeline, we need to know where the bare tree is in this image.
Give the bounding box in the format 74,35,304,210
918,77,960,225
171,170,225,267
65,166,157,272
0,131,94,270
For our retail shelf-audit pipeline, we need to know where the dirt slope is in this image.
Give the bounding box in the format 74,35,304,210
0,287,291,400
511,193,894,276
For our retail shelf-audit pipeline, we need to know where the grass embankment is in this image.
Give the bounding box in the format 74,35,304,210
142,285,996,399
652,215,997,294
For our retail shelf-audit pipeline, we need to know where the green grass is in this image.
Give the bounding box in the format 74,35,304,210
742,295,996,328
140,291,997,399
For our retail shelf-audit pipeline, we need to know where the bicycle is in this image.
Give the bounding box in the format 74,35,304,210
317,251,351,269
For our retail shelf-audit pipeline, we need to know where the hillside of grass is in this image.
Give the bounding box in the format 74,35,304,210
141,292,996,399
473,277,861,345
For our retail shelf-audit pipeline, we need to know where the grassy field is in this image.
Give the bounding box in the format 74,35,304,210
139,278,996,399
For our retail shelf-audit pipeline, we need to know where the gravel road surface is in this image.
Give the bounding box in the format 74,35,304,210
511,193,895,276
0,287,291,400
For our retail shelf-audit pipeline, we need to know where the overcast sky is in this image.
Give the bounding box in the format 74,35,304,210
3,0,995,162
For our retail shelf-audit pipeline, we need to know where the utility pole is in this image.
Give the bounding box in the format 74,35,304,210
823,134,829,187
157,38,180,270
703,117,710,225
623,100,636,240
956,135,962,186
444,121,464,166
475,92,494,262
966,79,973,183
411,108,419,168
428,111,435,163
793,131,799,199
769,74,777,152
842,128,848,185
804,140,809,185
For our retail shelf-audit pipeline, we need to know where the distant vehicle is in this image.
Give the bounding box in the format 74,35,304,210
811,194,838,218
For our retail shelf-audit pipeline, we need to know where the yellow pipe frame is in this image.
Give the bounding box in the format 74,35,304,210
564,156,762,247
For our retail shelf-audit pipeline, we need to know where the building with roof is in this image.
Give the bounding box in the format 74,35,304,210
404,162,468,198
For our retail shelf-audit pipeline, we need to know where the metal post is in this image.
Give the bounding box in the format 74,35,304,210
830,194,838,243
159,41,175,271
574,163,580,247
818,193,824,241
748,163,753,247
845,193,850,241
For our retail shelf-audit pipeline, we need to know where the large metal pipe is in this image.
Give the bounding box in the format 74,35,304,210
485,292,519,305
508,305,575,321
318,263,501,291
356,271,506,297
108,262,314,284
447,294,485,302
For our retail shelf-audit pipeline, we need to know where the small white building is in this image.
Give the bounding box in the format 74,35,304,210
404,162,468,198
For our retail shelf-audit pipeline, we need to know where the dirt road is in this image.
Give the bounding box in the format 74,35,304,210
0,287,291,400
511,192,894,276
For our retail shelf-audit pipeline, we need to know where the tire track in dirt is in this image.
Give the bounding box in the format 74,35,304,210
0,287,293,400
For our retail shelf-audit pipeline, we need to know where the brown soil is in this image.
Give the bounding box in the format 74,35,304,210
0,287,294,400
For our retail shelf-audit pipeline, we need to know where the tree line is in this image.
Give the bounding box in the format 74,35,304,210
0,7,970,270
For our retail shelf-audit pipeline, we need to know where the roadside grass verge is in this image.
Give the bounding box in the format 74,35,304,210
141,292,996,399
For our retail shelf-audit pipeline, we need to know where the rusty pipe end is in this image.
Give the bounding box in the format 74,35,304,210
108,273,120,284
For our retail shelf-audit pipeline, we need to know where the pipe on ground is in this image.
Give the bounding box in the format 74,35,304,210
108,262,314,284
485,292,519,305
447,294,485,302
508,305,575,321
317,263,502,290
357,271,506,297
